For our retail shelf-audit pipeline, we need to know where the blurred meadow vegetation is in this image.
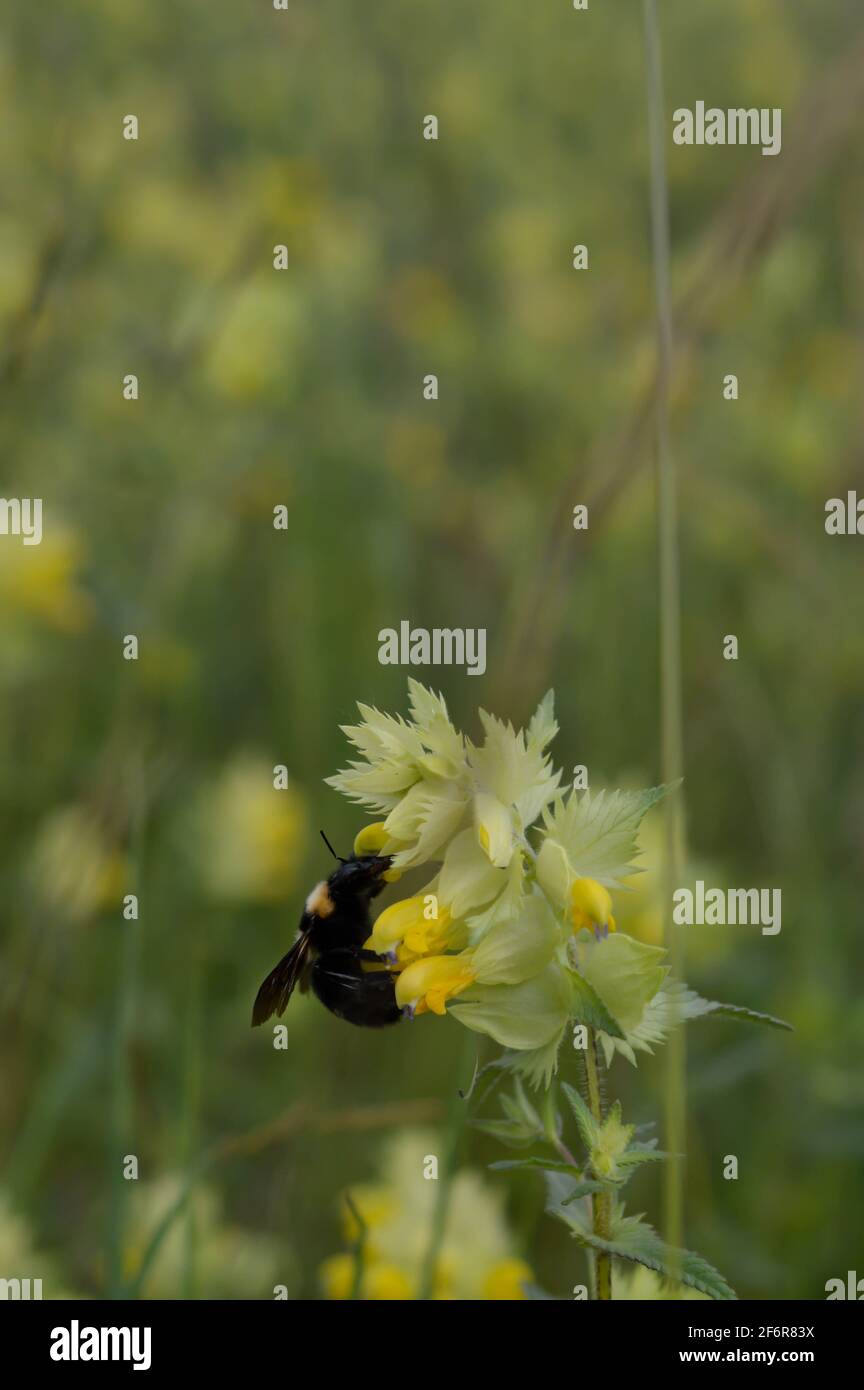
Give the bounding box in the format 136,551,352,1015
1,0,863,1298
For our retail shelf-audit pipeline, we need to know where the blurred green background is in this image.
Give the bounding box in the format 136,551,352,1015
1,0,863,1299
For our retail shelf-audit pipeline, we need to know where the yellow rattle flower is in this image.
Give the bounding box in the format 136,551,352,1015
570,876,616,938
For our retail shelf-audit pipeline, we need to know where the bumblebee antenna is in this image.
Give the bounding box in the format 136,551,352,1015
320,830,345,863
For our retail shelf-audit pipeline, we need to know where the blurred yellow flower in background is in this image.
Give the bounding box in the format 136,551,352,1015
27,806,127,924
616,813,733,965
0,529,92,635
202,278,302,402
320,1130,531,1301
122,1177,288,1300
187,754,307,903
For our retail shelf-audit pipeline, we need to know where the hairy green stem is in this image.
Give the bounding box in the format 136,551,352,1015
585,1033,611,1300
545,1083,595,1296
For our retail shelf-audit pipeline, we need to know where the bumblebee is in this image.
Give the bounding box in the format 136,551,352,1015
251,834,401,1029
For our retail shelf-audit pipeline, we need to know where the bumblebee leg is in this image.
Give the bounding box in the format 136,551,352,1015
311,951,401,1028
355,948,394,964
326,944,398,974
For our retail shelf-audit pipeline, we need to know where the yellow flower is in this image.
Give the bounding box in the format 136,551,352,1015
0,529,92,634
395,954,476,1016
319,1254,415,1301
400,908,455,960
432,1256,456,1300
319,1131,532,1301
353,822,403,882
28,807,127,923
123,1177,285,1300
366,895,463,962
319,1254,353,1300
341,1184,396,1254
189,755,307,902
482,1257,532,1300
570,876,616,936
365,1264,414,1300
366,897,420,952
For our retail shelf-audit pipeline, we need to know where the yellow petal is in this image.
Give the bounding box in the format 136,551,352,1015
353,822,405,877
353,822,390,856
368,897,426,950
474,793,514,869
395,954,476,1013
483,1258,533,1300
569,876,614,931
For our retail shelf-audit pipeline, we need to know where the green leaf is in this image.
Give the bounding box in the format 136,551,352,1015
471,1119,535,1148
544,1170,593,1232
492,1156,608,1201
508,1078,544,1131
490,1157,583,1176
473,1074,550,1148
687,997,793,1032
572,932,669,1036
569,1216,737,1302
595,981,700,1065
486,1034,567,1091
452,963,571,1051
541,783,677,887
500,1085,545,1141
569,970,627,1039
614,1147,674,1171
543,1175,735,1299
561,1082,600,1152
526,690,558,753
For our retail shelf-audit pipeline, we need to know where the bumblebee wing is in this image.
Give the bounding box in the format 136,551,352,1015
251,932,313,1027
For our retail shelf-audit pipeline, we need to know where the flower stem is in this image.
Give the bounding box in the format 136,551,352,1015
344,1192,368,1301
585,1033,611,1300
642,0,687,1265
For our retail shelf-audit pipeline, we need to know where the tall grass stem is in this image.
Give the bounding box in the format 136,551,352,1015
642,0,687,1262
